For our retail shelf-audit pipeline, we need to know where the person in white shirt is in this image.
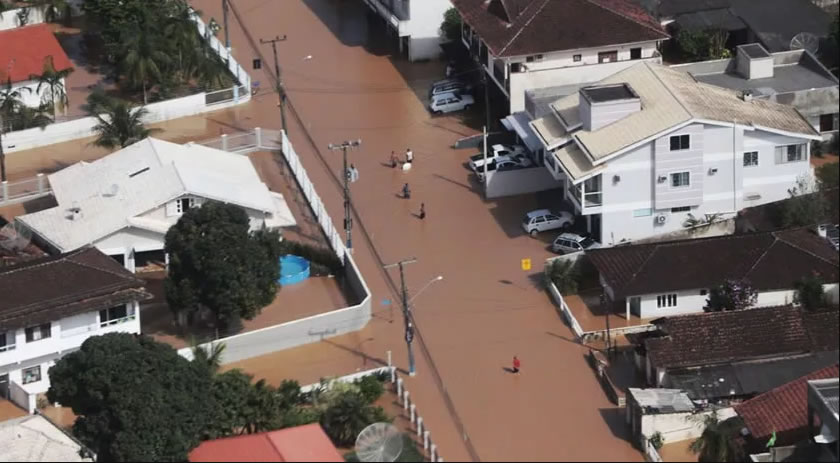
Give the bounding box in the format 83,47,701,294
405,148,413,163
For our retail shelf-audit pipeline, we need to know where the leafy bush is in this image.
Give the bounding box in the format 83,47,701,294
544,258,580,294
278,240,343,275
812,139,825,157
320,391,389,447
649,431,664,450
794,274,826,312
676,29,731,61
355,375,385,404
440,7,462,42
704,279,758,312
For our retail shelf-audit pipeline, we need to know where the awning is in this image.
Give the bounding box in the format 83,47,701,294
501,112,543,153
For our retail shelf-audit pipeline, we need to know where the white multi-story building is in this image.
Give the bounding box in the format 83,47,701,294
17,138,297,272
0,247,152,413
362,0,453,61
529,62,821,245
453,0,669,113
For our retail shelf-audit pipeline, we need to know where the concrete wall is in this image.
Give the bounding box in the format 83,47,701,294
485,166,560,199
640,408,738,445
406,0,451,61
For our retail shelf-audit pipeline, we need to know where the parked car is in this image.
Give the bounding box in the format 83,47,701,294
476,159,520,182
429,92,474,114
469,144,528,171
551,232,601,254
429,80,472,98
521,209,575,237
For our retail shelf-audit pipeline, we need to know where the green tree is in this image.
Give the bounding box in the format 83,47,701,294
25,0,69,23
86,91,158,149
0,78,30,127
120,14,171,104
29,55,74,117
191,342,227,374
440,7,462,42
320,390,388,447
164,202,282,332
676,29,731,61
794,274,826,312
783,174,829,227
704,279,758,312
544,258,579,294
689,412,745,462
816,162,839,191
81,0,184,58
46,333,215,462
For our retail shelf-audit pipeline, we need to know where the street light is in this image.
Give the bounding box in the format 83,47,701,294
327,139,361,250
409,275,444,305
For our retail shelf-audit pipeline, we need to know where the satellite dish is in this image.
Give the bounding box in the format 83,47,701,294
0,222,32,253
354,423,403,462
790,32,819,54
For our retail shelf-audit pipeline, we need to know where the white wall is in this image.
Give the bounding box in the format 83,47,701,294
96,228,166,256
407,0,451,61
640,407,737,445
485,166,560,199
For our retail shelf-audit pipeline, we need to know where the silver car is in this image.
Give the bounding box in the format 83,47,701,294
552,232,600,254
521,209,575,237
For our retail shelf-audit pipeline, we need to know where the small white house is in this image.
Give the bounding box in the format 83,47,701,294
587,228,839,319
17,138,297,272
0,24,74,111
362,0,453,61
0,247,152,413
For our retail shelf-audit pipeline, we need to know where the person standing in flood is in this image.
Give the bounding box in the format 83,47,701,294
390,151,398,168
402,183,411,199
405,148,413,163
419,203,426,220
512,356,521,374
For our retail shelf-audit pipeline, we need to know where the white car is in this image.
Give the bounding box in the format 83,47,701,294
429,80,472,98
521,209,575,237
469,144,528,172
476,159,519,183
552,233,601,254
430,92,474,114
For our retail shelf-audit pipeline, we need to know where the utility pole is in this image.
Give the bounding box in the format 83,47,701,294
327,139,361,250
260,35,288,133
0,59,14,183
384,258,418,376
222,0,230,48
602,293,612,359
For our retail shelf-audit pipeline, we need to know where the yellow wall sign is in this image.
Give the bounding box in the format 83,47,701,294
521,258,531,271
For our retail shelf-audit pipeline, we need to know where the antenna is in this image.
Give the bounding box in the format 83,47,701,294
354,423,403,462
0,222,32,253
790,32,819,54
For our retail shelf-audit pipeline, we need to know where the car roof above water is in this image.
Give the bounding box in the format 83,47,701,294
526,209,552,218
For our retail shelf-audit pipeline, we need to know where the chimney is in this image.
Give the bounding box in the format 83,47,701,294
579,83,641,131
736,44,773,80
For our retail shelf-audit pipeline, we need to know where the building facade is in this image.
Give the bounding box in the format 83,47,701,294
362,0,453,61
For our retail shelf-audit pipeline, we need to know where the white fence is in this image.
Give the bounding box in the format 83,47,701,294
9,380,35,413
0,174,50,205
645,441,663,463
179,129,367,364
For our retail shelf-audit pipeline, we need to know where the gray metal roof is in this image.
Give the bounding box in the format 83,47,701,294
674,8,746,32
627,388,695,414
809,378,839,416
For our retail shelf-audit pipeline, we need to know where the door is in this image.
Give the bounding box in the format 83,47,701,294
534,216,547,231
0,373,8,399
590,214,603,243
630,297,641,317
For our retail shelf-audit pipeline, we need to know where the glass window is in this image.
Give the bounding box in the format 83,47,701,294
633,208,652,217
175,197,195,214
25,324,51,343
100,306,131,327
671,206,691,213
743,151,758,167
22,366,41,384
598,51,617,63
669,134,690,151
630,47,642,60
656,294,678,308
0,332,14,352
526,54,543,62
671,172,690,188
535,217,546,224
573,54,582,62
775,144,805,163
819,113,836,132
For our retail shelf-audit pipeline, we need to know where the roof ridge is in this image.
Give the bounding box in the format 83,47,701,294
647,64,694,119
619,245,659,291
498,0,550,56
0,247,86,276
583,0,668,37
743,234,780,281
773,229,839,267
67,249,142,283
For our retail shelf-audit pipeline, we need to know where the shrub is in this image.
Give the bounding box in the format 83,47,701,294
278,240,343,275
812,139,825,158
649,431,664,450
355,375,385,404
794,274,826,312
320,391,388,447
545,258,580,294
705,279,758,312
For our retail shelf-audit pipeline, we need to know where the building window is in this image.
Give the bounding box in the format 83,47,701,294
100,305,132,327
671,206,691,213
25,324,51,343
525,54,543,63
700,289,708,296
630,47,642,60
819,113,836,132
0,332,14,353
671,172,690,188
743,151,759,167
22,366,42,384
775,144,805,163
573,54,582,62
669,134,690,151
633,208,653,217
657,294,678,308
175,197,195,214
598,51,618,63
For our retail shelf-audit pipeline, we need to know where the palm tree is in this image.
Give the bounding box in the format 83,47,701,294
30,55,73,117
120,16,170,104
545,258,579,294
164,4,201,80
243,379,282,434
320,391,379,447
0,78,31,128
190,342,227,375
13,104,52,130
86,91,159,149
689,412,745,462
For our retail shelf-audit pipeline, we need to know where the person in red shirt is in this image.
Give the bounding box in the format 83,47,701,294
512,356,521,374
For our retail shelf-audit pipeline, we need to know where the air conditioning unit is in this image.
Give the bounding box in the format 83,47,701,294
655,214,668,225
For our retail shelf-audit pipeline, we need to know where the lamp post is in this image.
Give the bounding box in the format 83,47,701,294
327,139,361,250
260,35,288,133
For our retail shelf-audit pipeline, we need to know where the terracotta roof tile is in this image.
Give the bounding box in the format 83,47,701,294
0,24,73,84
189,424,343,462
735,364,839,446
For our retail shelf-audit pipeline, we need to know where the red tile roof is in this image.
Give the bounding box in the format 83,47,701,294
188,424,344,462
735,364,839,446
452,0,668,57
0,24,73,84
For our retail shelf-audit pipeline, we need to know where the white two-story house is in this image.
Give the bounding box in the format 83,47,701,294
0,247,152,413
453,0,669,114
529,61,821,245
17,138,297,272
362,0,453,61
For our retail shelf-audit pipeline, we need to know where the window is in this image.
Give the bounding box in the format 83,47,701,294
22,366,41,384
630,47,642,60
633,208,653,217
671,172,690,188
175,197,195,214
25,323,51,343
743,151,759,167
700,289,708,296
669,134,690,151
775,144,805,163
573,54,582,62
819,113,836,132
0,332,14,353
100,306,131,327
525,54,543,63
598,51,618,63
656,294,678,308
671,206,691,213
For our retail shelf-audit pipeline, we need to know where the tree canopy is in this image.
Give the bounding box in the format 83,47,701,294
46,333,215,462
440,7,462,42
164,201,282,331
704,279,758,312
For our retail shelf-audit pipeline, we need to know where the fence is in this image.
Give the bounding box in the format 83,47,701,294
645,441,663,463
0,174,51,205
180,128,365,363
8,380,35,413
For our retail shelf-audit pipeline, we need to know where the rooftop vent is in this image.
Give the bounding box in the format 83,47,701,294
129,167,150,178
736,44,773,80
579,83,641,131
